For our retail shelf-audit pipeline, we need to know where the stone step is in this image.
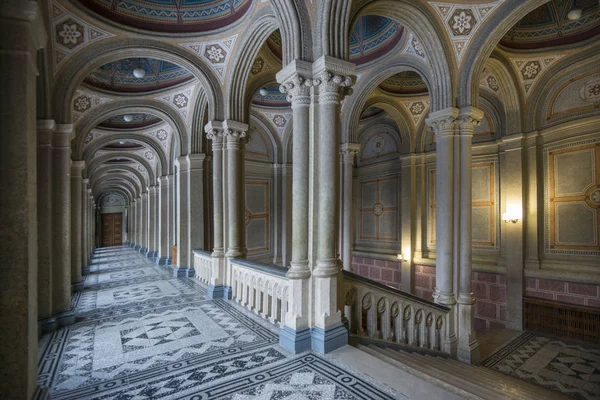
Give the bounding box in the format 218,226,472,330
360,344,570,400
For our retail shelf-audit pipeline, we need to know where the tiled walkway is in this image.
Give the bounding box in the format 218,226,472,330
38,246,404,400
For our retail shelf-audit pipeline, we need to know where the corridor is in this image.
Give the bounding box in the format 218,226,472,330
37,247,403,400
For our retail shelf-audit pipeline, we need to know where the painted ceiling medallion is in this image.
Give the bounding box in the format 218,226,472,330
156,84,197,125
349,15,404,65
180,35,237,83
501,0,600,49
429,0,504,63
257,110,293,139
509,54,566,98
401,99,431,127
579,78,600,102
84,58,193,94
479,69,502,98
373,202,384,216
72,89,113,122
79,0,252,33
51,1,114,73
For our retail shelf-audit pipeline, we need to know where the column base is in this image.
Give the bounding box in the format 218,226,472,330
207,285,226,299
223,285,233,299
458,340,481,365
130,242,136,248
187,267,195,277
39,317,58,334
310,324,348,354
72,280,84,293
140,247,148,255
172,266,189,277
134,244,141,251
279,326,311,354
156,256,171,266
146,251,157,259
55,308,76,327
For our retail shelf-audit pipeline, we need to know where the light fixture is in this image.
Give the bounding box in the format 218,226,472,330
259,88,268,97
123,114,133,122
567,1,582,20
502,204,522,224
133,67,146,78
397,254,403,261
118,140,126,145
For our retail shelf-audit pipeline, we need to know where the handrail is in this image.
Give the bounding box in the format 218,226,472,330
343,270,450,312
231,258,288,277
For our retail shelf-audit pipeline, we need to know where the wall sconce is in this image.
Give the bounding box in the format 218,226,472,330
502,204,522,224
397,253,409,262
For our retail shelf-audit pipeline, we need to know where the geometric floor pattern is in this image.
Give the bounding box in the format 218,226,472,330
38,246,405,400
481,331,600,400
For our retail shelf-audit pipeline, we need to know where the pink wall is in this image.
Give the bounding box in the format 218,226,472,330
526,278,600,308
352,256,401,288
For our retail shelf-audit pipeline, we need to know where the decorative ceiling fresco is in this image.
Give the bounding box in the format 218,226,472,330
349,15,404,65
378,71,429,95
501,0,600,49
83,58,194,93
266,30,283,60
251,85,289,108
98,113,163,129
79,0,252,33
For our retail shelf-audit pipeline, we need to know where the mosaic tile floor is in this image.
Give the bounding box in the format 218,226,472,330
38,246,405,400
481,331,600,399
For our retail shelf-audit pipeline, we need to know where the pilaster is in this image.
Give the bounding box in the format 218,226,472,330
70,160,85,292
174,156,191,277
157,176,171,265
340,143,360,272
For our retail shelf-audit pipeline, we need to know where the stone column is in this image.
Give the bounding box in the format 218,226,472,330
130,200,137,248
400,154,417,293
425,107,458,356
272,164,285,265
175,156,191,277
206,123,227,297
70,161,85,291
224,121,248,258
89,193,94,257
81,179,89,274
190,153,206,254
340,143,359,271
277,63,313,353
135,197,143,251
311,58,354,354
157,176,171,265
147,185,158,259
52,124,75,326
140,192,148,254
456,107,483,364
37,120,56,333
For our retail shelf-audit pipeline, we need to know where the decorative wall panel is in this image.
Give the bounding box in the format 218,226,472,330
245,181,271,254
358,177,399,242
427,160,498,248
544,139,600,256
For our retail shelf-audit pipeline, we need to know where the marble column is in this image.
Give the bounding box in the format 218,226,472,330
140,192,149,254
82,179,90,274
276,63,313,353
224,121,248,259
0,5,46,398
38,120,56,333
425,107,458,356
147,185,158,259
206,123,227,297
340,143,360,271
135,197,143,251
52,124,75,326
190,154,206,255
175,156,191,277
311,59,354,354
71,161,85,291
157,176,171,265
456,107,483,364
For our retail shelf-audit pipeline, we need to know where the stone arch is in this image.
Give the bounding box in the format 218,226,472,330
269,0,313,64
90,164,149,192
190,90,208,154
226,9,279,123
477,94,503,142
314,0,353,59
350,0,454,111
484,54,523,135
249,110,284,164
342,61,435,144
96,189,130,205
85,152,157,186
72,99,186,174
95,183,136,204
282,121,294,164
82,134,167,178
93,174,142,198
51,38,224,131
359,96,414,153
459,0,551,107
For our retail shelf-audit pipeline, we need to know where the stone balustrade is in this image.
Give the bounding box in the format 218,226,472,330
193,250,213,284
230,259,289,327
343,271,450,354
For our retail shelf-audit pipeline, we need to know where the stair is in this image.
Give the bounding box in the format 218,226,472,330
357,344,570,400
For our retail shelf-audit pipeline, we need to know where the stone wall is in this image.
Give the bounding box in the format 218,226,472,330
351,256,401,288
526,278,600,308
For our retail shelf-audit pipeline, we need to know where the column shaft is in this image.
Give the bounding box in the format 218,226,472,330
189,154,206,253
147,186,158,258
340,144,359,271
157,176,171,264
225,126,247,257
71,161,84,291
82,179,89,273
175,156,191,276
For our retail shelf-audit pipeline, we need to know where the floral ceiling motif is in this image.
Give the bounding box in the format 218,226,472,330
256,110,292,139
400,98,431,127
51,1,114,73
509,54,566,98
180,35,238,83
479,69,502,98
429,0,504,63
401,33,426,59
78,0,252,33
72,89,113,123
156,84,197,125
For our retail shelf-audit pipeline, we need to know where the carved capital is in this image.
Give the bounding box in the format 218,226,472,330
340,143,360,164
425,107,459,138
314,72,354,100
279,74,311,103
456,106,484,137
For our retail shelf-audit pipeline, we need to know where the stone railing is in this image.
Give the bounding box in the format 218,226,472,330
230,259,289,327
193,250,213,284
343,271,451,354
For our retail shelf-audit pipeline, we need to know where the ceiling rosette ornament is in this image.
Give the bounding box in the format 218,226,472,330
429,0,504,63
509,54,566,98
179,35,238,83
156,84,197,125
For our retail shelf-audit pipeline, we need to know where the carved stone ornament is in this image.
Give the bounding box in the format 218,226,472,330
362,294,372,310
426,312,433,327
314,72,354,97
377,298,386,314
391,302,400,317
345,289,357,306
279,75,311,102
436,315,443,329
415,309,423,324
206,128,224,143
403,305,412,320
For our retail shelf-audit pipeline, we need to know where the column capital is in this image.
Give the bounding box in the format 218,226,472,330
456,106,484,136
52,124,74,147
223,120,249,149
141,192,148,199
312,56,355,99
71,160,85,174
425,107,459,138
205,120,224,146
82,178,89,185
279,74,312,103
189,153,206,170
37,119,55,131
38,120,54,146
340,143,360,163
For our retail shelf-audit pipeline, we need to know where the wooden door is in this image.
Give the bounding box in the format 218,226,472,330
101,213,123,247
